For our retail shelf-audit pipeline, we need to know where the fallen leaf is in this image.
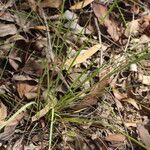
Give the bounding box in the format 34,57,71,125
70,0,94,10
16,82,38,99
0,102,34,130
22,59,43,77
12,137,23,150
124,19,140,37
125,15,150,37
137,124,150,147
123,98,139,110
92,2,108,21
73,96,98,110
0,102,7,123
0,112,25,141
73,76,110,110
138,74,150,86
64,44,107,70
92,3,120,41
40,0,62,8
113,88,127,100
0,124,16,141
8,54,22,71
105,134,126,142
0,12,15,22
0,24,17,37
140,15,150,33
113,89,139,110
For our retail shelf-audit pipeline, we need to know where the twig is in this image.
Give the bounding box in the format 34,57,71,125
40,8,55,63
94,17,103,66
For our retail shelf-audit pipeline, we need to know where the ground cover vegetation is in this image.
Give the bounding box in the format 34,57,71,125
0,0,150,149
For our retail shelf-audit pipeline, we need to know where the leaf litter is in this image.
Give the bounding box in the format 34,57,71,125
0,0,150,149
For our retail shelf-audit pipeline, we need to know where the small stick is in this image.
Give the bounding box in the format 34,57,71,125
40,8,55,63
94,17,103,66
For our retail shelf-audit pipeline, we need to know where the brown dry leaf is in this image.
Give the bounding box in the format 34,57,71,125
0,102,7,123
73,77,110,110
0,12,15,22
64,44,107,70
11,137,23,150
16,82,38,99
0,124,16,141
140,15,150,32
73,96,98,110
40,0,63,8
0,112,25,141
22,59,43,77
70,0,94,10
92,3,120,41
105,134,126,142
8,55,22,71
0,24,17,37
113,88,127,100
113,89,139,109
123,98,139,110
125,15,150,37
137,124,150,147
90,77,111,97
124,19,140,37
